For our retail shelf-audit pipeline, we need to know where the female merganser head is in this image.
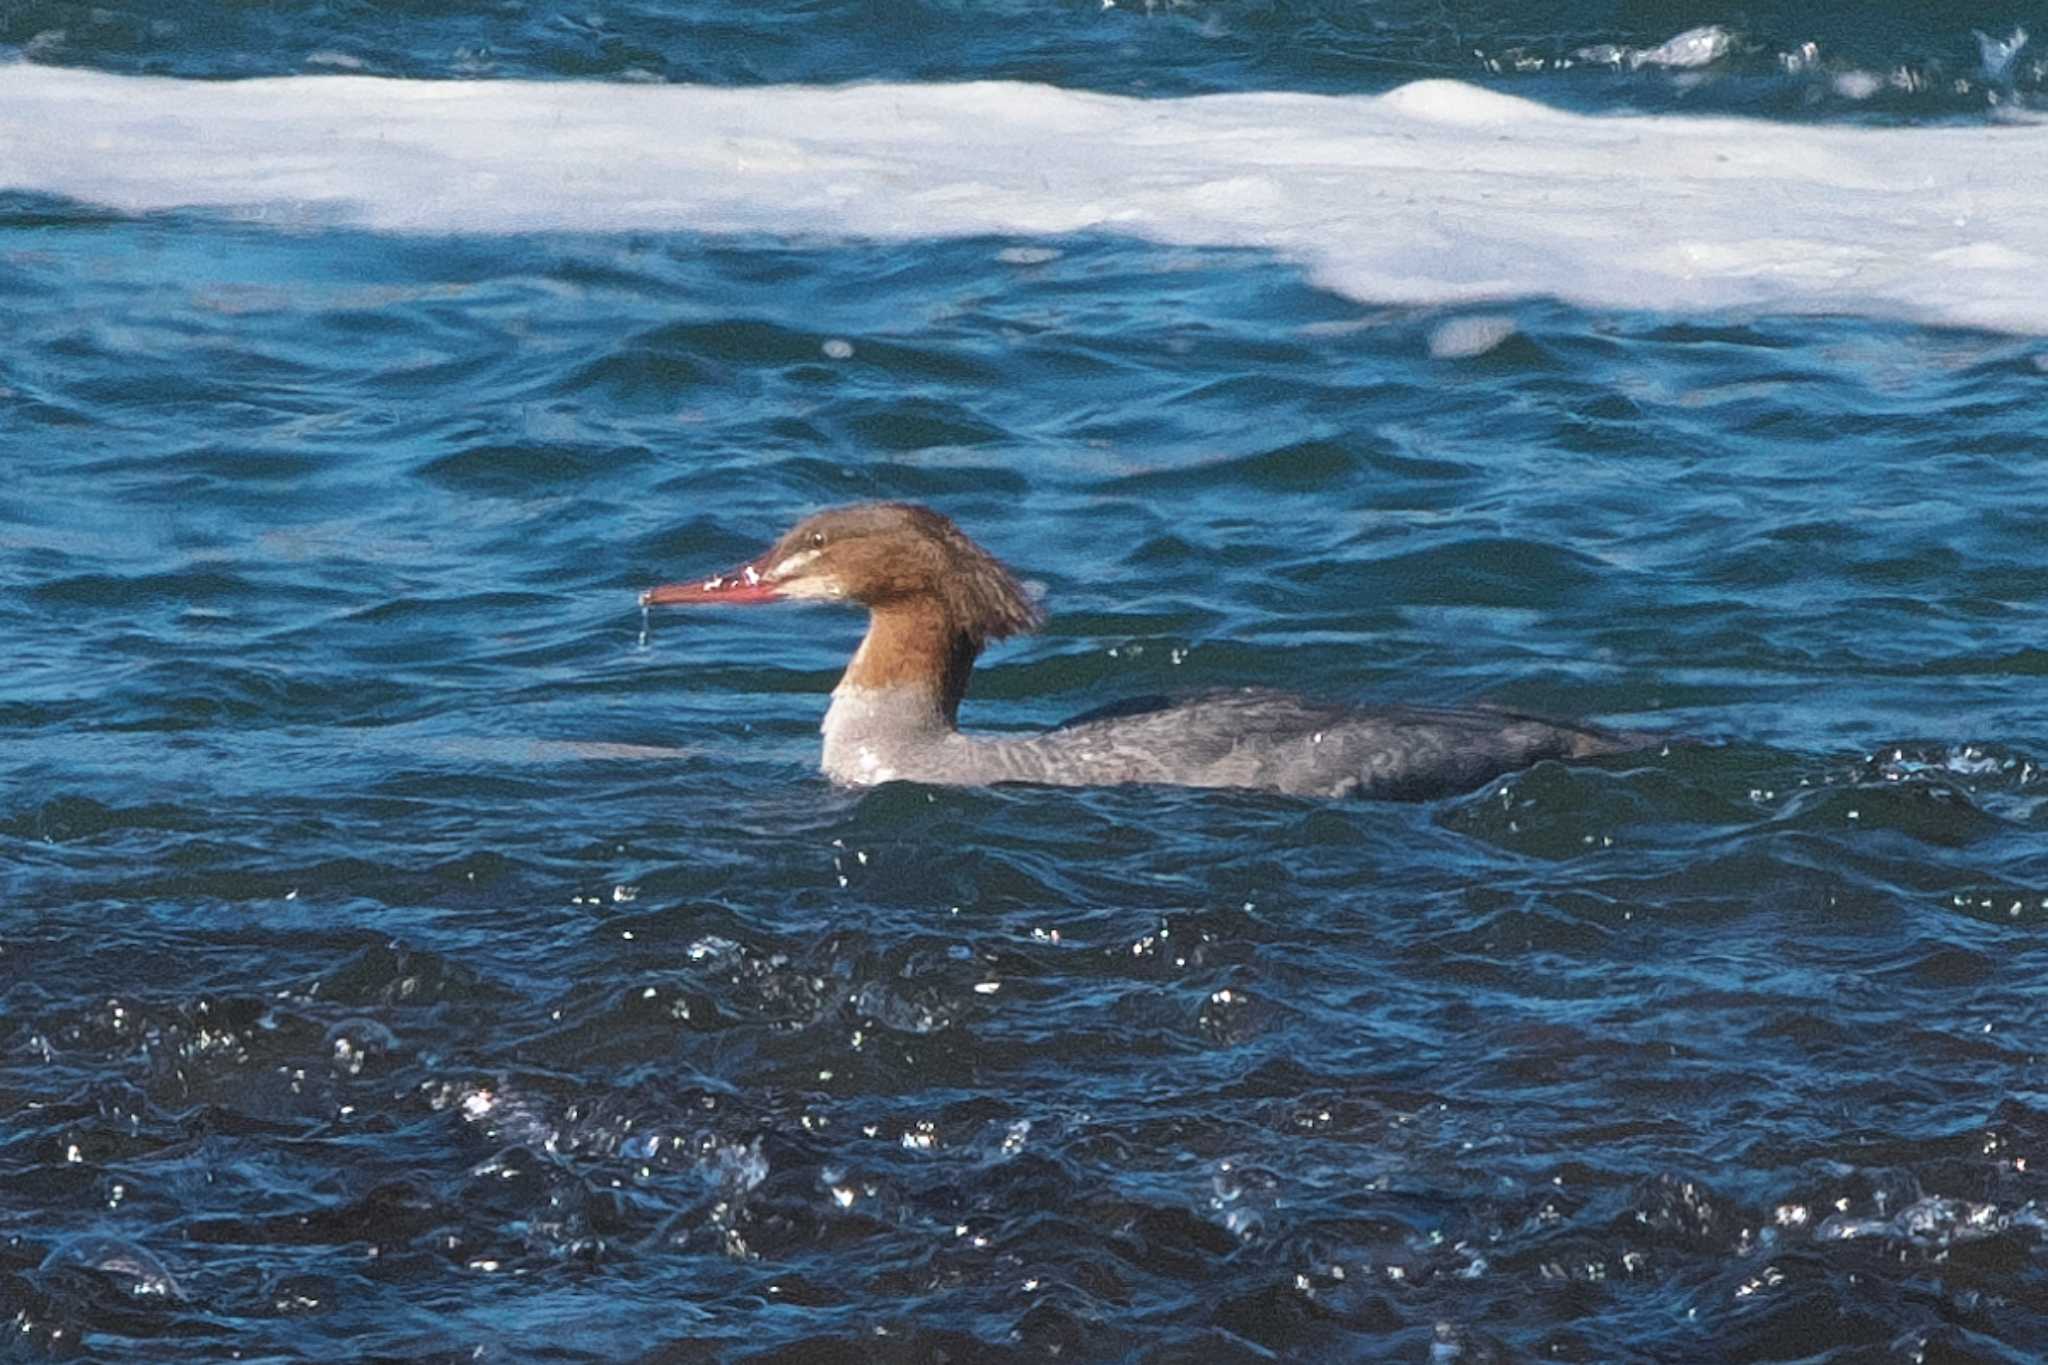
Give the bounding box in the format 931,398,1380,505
642,502,1659,799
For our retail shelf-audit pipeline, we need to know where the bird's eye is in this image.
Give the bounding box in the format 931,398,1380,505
809,531,826,548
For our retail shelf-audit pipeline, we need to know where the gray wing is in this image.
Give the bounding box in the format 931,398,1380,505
1023,688,1650,799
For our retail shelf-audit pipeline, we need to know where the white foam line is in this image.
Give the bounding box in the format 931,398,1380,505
5,64,2047,333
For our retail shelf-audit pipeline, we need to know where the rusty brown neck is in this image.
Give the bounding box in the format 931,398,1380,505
839,599,981,726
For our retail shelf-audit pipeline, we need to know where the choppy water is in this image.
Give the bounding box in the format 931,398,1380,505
4,1,2045,118
7,7,2048,1363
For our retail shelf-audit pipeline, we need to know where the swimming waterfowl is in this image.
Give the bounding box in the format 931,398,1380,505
641,502,1659,799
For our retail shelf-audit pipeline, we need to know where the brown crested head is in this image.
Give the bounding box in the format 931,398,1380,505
643,502,1042,647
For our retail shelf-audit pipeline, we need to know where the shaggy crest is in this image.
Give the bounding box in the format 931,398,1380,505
768,502,1042,647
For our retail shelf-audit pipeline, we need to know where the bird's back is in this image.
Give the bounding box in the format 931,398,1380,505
1003,688,1651,799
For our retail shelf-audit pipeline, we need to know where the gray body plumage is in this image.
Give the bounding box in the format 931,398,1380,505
823,682,1647,800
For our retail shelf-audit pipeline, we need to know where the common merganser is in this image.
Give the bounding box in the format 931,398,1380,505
641,502,1661,799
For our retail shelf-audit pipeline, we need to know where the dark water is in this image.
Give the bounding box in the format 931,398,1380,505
6,199,2048,1361
9,0,2048,1355
3,1,2045,118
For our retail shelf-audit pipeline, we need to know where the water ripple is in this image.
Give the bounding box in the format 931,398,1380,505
5,212,2048,1357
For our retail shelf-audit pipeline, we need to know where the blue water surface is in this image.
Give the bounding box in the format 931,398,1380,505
5,5,2048,1362
4,0,2044,117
